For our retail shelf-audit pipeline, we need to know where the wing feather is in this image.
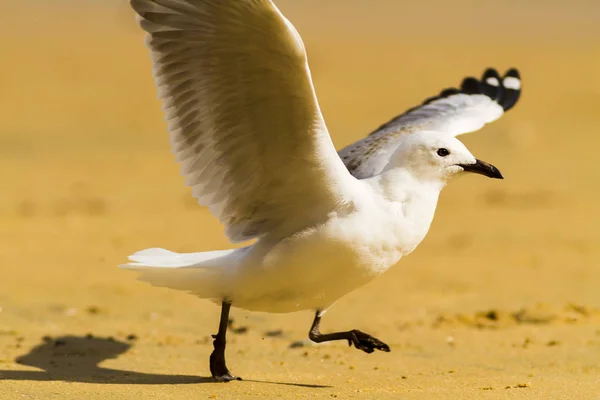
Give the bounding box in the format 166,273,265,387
131,0,356,242
339,68,521,179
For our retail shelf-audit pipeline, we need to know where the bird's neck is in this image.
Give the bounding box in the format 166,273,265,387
369,167,445,206
360,167,444,256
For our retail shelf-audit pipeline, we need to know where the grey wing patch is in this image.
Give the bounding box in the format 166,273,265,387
339,125,424,179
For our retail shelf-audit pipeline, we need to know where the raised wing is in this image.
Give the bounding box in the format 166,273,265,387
339,68,521,179
131,0,357,242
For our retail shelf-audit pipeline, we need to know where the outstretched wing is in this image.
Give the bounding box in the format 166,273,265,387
131,0,357,242
339,69,521,179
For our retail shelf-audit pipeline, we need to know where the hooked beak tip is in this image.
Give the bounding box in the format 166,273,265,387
459,159,504,179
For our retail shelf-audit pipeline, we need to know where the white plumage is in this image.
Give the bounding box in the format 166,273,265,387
121,1,521,380
121,0,520,315
131,0,356,243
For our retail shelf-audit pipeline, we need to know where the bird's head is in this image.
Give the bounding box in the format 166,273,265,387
387,131,503,183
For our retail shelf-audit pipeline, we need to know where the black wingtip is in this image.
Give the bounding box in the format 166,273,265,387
482,68,501,82
439,88,461,98
431,67,522,111
500,68,521,111
505,68,520,79
479,68,504,102
482,68,501,79
460,77,480,94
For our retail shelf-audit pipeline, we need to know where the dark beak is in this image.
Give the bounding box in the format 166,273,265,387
458,159,503,179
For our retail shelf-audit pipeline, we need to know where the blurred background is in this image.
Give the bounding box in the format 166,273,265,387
1,1,599,398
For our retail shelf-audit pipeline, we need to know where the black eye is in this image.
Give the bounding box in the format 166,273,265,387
437,148,450,157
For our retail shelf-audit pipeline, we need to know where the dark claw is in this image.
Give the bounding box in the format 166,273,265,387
213,372,242,383
349,330,390,353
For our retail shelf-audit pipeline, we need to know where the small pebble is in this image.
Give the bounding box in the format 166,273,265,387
87,306,101,315
65,308,78,317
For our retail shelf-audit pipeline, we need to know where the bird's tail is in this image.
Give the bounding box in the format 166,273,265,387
120,247,240,299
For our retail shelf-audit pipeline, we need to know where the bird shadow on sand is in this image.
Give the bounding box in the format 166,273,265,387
0,335,329,388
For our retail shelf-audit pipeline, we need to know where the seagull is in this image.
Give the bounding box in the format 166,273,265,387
122,0,521,382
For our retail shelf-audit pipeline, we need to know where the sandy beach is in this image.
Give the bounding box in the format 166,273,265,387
1,1,599,398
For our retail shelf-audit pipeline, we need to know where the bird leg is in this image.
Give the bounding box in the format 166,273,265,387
308,311,390,354
209,301,241,382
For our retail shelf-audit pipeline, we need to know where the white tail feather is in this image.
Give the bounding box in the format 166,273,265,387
123,247,233,268
120,247,241,298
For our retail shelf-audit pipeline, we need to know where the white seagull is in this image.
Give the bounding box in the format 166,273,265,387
123,0,521,381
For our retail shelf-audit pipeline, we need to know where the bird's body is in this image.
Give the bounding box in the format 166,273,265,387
122,0,521,380
129,168,441,313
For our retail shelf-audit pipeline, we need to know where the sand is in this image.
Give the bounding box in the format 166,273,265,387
1,1,599,398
